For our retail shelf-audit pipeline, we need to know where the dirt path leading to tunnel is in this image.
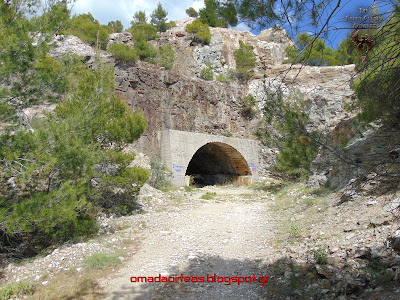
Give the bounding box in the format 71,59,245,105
100,185,278,300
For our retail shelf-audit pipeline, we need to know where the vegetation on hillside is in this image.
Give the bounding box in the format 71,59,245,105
185,19,212,45
232,41,257,81
0,0,149,259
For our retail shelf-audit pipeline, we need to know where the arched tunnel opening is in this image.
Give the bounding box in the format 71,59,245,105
185,142,251,186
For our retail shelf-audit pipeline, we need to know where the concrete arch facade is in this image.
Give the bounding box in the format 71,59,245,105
160,130,259,186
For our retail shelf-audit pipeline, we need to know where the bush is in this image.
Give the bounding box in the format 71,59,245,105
216,73,231,82
224,130,232,137
0,281,35,300
261,90,320,178
233,41,257,81
312,247,328,264
148,158,172,189
127,24,159,41
185,19,211,45
108,44,138,63
157,43,175,69
242,94,258,119
200,63,214,80
134,39,157,62
186,7,198,18
0,59,149,257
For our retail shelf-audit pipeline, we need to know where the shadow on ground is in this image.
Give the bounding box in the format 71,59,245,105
107,245,400,300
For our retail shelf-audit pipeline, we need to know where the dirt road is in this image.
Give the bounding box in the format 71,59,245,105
101,185,277,299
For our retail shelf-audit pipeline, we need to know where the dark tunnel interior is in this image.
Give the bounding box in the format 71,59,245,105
185,142,251,186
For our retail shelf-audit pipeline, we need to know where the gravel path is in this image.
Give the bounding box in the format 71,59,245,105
100,186,277,300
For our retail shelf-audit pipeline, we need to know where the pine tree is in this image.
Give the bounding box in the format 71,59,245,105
131,11,147,26
150,2,168,32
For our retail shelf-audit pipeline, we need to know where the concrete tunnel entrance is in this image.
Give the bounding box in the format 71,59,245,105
185,142,251,186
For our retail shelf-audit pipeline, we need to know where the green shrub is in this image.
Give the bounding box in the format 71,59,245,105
127,24,159,41
84,252,121,270
216,73,231,82
108,44,138,63
148,158,172,189
242,94,258,119
286,221,301,238
185,19,211,45
157,43,175,69
0,281,35,300
261,90,320,179
166,21,177,30
233,41,256,81
200,63,214,80
186,7,198,18
134,39,157,62
224,130,233,137
0,59,148,256
312,247,328,264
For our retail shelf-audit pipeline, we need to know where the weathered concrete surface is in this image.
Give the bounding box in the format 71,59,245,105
160,130,259,186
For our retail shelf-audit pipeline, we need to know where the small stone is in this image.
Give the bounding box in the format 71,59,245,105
42,281,49,286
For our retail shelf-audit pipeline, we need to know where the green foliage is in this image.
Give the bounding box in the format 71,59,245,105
63,13,112,50
312,246,328,264
201,192,217,200
134,39,158,62
148,158,172,189
0,280,35,300
150,2,168,32
242,94,258,119
232,41,256,81
200,63,214,80
84,252,121,270
166,21,177,30
216,73,231,82
108,44,138,63
284,33,339,66
224,130,233,137
0,0,70,127
126,24,159,63
131,10,148,26
0,57,149,256
285,220,301,238
108,20,123,33
261,90,320,178
335,35,357,65
157,43,175,69
199,0,238,28
186,7,199,18
128,24,159,41
185,19,211,45
353,13,400,124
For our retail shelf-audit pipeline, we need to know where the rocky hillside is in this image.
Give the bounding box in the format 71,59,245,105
46,19,396,187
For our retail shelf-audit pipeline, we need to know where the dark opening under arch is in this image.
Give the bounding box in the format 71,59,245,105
185,142,251,186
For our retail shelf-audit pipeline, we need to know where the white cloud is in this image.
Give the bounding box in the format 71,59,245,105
233,22,252,32
72,0,205,29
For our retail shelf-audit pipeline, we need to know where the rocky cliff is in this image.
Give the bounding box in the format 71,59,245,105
49,20,357,177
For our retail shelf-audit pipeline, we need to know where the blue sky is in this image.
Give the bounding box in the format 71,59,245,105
71,0,395,49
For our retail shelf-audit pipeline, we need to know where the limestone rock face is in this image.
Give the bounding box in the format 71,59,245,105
107,32,134,49
152,18,294,79
114,62,258,157
249,64,355,131
49,35,96,59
